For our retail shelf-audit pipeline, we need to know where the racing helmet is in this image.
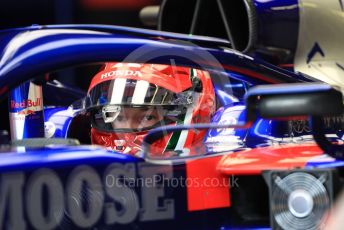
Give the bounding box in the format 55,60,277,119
86,62,215,157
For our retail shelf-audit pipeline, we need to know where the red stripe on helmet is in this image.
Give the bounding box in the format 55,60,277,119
88,62,192,93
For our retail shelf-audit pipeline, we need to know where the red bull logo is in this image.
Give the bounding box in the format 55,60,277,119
9,82,45,139
10,98,42,109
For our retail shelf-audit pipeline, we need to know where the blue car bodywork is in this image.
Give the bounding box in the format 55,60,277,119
0,24,341,229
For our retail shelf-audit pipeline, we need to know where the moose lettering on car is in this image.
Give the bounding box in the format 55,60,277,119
0,163,175,229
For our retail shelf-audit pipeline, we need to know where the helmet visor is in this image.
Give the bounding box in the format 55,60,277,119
90,105,185,132
87,79,194,108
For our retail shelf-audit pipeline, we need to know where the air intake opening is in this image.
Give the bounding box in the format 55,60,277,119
158,0,256,52
158,0,197,34
217,0,256,52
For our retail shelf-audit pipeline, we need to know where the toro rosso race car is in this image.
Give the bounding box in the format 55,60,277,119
0,23,343,230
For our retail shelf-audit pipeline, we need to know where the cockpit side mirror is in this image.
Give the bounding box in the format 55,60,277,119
245,83,343,122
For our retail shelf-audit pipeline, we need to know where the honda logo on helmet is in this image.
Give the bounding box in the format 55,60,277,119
101,70,142,79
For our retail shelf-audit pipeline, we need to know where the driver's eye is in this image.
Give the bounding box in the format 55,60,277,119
143,115,155,121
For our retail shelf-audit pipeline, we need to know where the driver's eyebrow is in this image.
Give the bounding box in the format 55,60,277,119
139,107,152,112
